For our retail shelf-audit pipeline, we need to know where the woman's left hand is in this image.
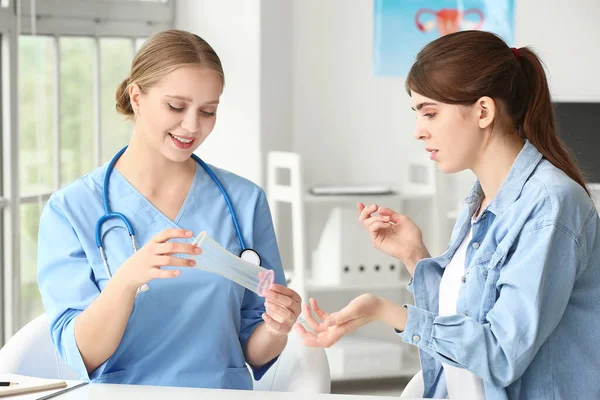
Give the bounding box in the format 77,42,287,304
294,294,382,347
262,284,302,336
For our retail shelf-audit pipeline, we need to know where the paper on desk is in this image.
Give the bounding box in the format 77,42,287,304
0,373,81,399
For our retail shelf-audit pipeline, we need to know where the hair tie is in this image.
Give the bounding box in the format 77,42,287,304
511,47,520,60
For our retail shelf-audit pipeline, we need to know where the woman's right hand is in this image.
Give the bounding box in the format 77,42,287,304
357,202,430,274
113,228,201,292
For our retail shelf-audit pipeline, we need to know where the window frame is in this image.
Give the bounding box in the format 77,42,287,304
1,0,174,343
18,0,173,37
1,0,20,344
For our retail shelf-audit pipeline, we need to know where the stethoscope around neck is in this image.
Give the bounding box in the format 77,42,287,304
95,146,262,295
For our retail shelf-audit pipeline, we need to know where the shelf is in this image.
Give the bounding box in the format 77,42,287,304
306,279,410,292
303,191,403,205
447,210,459,219
326,336,420,381
268,152,423,382
400,187,437,199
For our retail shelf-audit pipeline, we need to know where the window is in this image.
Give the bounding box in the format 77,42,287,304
16,35,142,328
19,203,43,325
1,4,17,344
18,35,56,328
0,31,5,343
59,37,95,185
19,36,56,196
2,0,173,337
100,38,134,160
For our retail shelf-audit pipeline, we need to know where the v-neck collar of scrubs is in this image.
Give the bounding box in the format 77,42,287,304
110,162,200,228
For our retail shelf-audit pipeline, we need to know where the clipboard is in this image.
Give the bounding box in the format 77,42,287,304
35,381,88,400
0,374,84,398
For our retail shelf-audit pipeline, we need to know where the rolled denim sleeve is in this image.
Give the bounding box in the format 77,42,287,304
406,276,415,296
397,223,583,387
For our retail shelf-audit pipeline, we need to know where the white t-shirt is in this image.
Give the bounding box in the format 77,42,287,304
438,221,485,399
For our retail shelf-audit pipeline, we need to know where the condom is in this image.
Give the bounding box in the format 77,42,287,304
190,231,274,296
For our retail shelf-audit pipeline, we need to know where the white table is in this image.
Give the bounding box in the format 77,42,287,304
6,381,427,400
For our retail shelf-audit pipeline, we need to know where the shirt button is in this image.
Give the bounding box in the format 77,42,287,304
412,335,421,343
472,242,480,249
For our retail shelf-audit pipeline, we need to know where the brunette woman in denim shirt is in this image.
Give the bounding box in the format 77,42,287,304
296,30,600,399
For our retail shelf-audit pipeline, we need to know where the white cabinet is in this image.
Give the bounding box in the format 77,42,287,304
266,151,435,381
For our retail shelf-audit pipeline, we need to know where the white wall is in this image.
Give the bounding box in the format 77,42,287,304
292,0,600,227
260,0,294,182
175,0,293,188
292,0,417,191
175,0,294,264
259,0,294,266
516,0,600,102
175,0,263,185
175,0,600,255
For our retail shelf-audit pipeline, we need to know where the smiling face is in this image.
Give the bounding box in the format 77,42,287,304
129,65,223,163
411,91,493,173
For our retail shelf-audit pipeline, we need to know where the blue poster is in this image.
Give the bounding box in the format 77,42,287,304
374,0,515,76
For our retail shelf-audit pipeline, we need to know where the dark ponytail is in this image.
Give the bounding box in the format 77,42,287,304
517,47,589,195
406,30,589,196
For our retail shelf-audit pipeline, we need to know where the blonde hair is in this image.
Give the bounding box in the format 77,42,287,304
115,29,224,117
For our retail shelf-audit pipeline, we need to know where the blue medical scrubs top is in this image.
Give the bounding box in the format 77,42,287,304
37,161,286,389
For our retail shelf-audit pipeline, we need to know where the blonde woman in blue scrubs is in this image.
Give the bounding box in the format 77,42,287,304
37,29,301,389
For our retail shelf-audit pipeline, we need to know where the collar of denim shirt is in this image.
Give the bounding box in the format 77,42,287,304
462,140,544,219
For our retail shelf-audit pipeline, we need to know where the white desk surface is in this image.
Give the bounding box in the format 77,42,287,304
6,381,427,400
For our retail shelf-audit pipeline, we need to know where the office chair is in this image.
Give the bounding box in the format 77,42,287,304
400,369,424,398
0,314,78,380
252,319,330,393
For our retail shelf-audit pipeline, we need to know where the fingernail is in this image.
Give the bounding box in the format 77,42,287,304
194,246,202,253
186,231,193,237
174,270,181,276
190,260,196,266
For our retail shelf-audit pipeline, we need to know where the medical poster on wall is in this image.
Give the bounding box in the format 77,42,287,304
373,0,516,76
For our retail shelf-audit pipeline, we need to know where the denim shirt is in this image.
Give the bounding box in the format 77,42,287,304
399,141,600,399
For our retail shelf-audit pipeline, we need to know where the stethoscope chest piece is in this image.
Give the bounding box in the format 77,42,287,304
240,248,261,266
